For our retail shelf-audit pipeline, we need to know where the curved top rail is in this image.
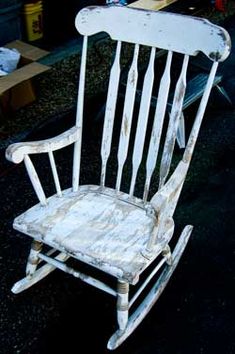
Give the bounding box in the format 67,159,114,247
75,5,231,61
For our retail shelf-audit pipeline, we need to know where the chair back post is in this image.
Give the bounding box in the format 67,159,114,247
72,35,88,192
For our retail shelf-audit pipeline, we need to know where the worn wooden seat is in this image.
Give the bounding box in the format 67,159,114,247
6,6,231,350
13,185,174,284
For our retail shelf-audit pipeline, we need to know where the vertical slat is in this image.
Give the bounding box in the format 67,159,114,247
129,47,156,197
159,54,189,189
72,35,88,192
143,51,173,201
116,44,139,191
183,61,218,164
100,41,122,187
48,151,62,197
24,155,47,205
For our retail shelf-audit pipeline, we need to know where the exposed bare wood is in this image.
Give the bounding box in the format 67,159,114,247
108,225,193,350
116,44,139,191
129,256,166,308
76,6,231,61
5,127,79,164
24,155,47,205
101,41,122,187
38,253,117,296
26,240,42,277
117,281,129,330
159,54,189,189
144,50,173,201
150,161,188,213
48,151,62,197
13,185,164,285
130,47,156,197
11,252,69,294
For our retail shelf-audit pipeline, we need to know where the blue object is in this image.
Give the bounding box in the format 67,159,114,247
106,0,127,6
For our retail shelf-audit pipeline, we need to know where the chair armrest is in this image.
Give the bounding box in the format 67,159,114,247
143,161,189,257
150,160,189,213
5,126,80,164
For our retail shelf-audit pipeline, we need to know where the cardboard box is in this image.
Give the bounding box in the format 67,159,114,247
0,40,50,116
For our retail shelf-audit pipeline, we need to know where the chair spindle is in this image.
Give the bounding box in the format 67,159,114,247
48,151,62,197
129,47,156,197
116,44,139,191
101,41,122,187
144,51,173,201
159,54,189,189
24,155,47,205
73,35,88,192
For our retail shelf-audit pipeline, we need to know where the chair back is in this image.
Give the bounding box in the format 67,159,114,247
73,6,231,202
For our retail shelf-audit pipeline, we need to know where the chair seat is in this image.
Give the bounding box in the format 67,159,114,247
13,185,172,284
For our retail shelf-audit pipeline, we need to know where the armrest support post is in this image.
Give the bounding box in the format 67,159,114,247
24,155,47,205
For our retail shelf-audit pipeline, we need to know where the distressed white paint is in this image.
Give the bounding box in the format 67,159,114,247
116,44,139,191
149,161,189,249
108,225,193,350
25,240,42,277
38,252,117,296
117,281,129,330
130,47,156,196
24,155,47,206
48,151,62,197
13,185,166,284
159,54,189,188
129,256,166,308
7,5,231,350
75,6,231,61
6,126,79,164
101,41,122,187
73,35,88,192
144,50,173,201
11,252,69,294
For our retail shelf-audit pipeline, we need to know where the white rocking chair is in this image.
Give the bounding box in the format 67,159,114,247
6,6,231,350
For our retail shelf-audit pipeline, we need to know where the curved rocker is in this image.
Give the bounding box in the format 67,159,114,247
11,251,69,294
108,225,193,350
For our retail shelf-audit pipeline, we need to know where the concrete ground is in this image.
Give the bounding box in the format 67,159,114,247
0,9,234,354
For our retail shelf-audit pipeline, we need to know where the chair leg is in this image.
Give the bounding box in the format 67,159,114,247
107,225,193,350
26,240,42,277
11,244,69,294
117,280,129,331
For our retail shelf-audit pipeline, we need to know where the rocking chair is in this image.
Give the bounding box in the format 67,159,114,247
6,6,231,350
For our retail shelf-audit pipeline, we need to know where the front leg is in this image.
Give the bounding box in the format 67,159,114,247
117,280,129,331
26,240,42,277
